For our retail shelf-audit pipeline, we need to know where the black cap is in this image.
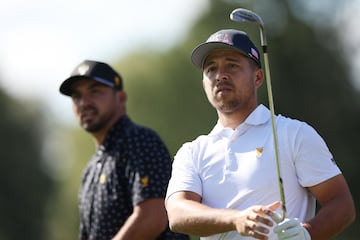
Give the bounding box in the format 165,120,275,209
191,29,261,69
59,60,123,96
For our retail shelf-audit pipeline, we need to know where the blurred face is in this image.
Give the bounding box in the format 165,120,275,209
70,78,125,133
202,49,263,114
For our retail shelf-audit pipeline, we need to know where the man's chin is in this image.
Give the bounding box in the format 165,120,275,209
81,122,95,132
82,122,103,133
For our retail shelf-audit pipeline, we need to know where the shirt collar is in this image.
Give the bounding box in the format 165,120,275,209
208,104,270,137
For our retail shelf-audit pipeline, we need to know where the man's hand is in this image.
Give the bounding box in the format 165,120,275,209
274,218,311,240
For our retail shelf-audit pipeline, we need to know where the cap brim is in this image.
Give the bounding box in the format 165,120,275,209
191,42,249,69
59,76,116,96
59,76,84,96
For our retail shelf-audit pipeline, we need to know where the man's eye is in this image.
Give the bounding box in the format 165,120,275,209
226,63,241,72
206,66,216,73
71,94,80,101
90,89,101,94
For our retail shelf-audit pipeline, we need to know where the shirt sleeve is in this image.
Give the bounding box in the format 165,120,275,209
126,129,172,206
166,142,203,200
294,122,341,187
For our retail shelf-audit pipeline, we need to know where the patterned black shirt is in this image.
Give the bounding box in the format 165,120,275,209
79,115,189,240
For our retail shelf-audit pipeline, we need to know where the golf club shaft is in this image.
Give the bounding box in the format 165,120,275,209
263,48,287,222
230,7,287,222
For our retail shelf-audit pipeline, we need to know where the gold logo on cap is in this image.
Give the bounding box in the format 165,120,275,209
78,64,90,75
114,76,121,87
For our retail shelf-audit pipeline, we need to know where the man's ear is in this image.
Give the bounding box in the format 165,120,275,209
255,68,264,88
117,90,127,103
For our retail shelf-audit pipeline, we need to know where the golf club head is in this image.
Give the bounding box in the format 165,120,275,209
230,8,264,28
230,8,267,46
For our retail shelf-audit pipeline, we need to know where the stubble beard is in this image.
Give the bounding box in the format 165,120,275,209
215,98,240,113
82,119,105,133
210,88,240,113
213,91,255,114
79,108,105,133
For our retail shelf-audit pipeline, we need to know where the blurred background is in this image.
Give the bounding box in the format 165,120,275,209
1,0,359,239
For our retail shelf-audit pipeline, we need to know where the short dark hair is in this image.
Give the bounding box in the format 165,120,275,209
249,58,261,71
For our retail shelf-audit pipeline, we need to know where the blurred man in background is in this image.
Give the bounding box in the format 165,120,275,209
60,60,189,240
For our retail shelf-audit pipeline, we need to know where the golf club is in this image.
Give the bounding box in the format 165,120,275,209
230,8,286,222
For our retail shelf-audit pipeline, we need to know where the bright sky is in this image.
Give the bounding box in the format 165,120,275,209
1,0,360,126
0,0,208,124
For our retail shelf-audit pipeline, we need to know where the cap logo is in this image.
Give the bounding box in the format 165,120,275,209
251,48,259,60
114,76,121,87
209,33,233,45
77,64,90,75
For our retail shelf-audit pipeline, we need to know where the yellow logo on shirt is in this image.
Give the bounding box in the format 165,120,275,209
256,147,263,158
141,176,149,187
99,174,106,184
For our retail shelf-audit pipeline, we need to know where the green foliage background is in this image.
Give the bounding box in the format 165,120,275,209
1,1,359,239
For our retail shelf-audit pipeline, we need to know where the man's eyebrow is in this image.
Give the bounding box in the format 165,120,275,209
203,60,215,69
204,56,242,67
224,56,242,62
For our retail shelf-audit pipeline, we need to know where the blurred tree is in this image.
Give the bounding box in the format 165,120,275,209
44,127,93,240
270,3,360,238
0,89,53,239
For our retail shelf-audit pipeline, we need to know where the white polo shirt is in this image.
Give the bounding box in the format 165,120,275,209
166,104,341,240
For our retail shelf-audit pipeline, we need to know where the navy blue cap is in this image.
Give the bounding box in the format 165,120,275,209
191,29,261,69
59,60,123,96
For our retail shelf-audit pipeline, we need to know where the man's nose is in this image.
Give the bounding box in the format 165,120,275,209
215,67,229,82
78,95,92,107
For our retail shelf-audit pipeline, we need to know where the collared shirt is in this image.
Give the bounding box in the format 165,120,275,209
166,104,340,240
79,115,189,240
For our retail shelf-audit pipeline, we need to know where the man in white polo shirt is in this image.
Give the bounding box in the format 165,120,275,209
165,29,355,240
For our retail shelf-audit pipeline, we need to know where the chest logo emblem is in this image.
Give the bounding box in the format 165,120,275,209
256,147,263,158
141,176,149,187
99,174,106,184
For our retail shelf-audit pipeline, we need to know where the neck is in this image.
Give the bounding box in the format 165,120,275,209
92,131,108,147
217,105,257,129
91,114,124,147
